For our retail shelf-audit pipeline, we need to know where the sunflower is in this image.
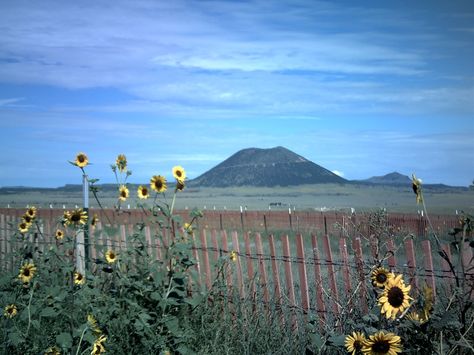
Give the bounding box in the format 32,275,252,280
229,250,238,262
362,331,402,355
150,175,167,193
75,152,89,168
105,250,117,264
406,311,427,324
176,179,185,192
371,267,393,289
412,174,423,205
4,304,18,318
172,166,186,182
345,331,366,355
87,314,102,335
26,206,37,219
44,346,61,355
91,214,99,229
22,213,34,225
183,222,193,234
74,271,85,285
18,262,37,283
55,229,65,240
378,274,412,320
18,221,31,234
66,208,88,226
118,185,129,202
137,185,149,199
116,154,127,172
91,335,107,355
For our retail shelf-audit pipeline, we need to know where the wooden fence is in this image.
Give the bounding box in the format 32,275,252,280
1,208,472,327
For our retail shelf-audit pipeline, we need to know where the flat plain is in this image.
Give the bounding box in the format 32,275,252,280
0,183,472,215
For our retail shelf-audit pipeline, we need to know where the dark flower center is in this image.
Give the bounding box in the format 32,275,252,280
77,274,83,280
372,340,390,353
354,340,362,350
155,181,162,189
377,273,387,283
23,269,30,276
388,286,404,307
142,187,148,195
78,155,85,162
71,213,81,222
176,170,182,177
121,190,127,197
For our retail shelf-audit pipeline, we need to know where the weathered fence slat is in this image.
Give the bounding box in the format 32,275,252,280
244,232,256,298
353,237,368,314
322,233,340,315
386,238,397,269
311,233,326,325
339,237,352,295
281,234,297,328
295,233,310,313
404,238,418,290
200,229,212,289
421,240,436,295
268,234,282,309
255,232,269,305
231,231,245,299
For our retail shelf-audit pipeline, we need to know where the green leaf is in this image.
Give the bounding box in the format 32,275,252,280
185,293,204,308
328,334,346,347
8,331,25,346
56,332,73,349
41,307,58,317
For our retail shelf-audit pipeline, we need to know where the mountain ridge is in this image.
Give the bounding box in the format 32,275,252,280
189,146,347,187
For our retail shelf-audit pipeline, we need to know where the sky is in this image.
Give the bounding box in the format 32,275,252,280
0,0,473,187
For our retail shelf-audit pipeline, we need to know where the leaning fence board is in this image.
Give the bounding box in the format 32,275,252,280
200,229,212,289
255,233,269,305
421,240,436,295
322,233,340,315
295,233,310,313
440,243,454,286
244,232,256,297
231,231,245,299
386,238,397,269
221,230,232,288
352,237,368,314
404,238,418,291
339,237,352,296
311,233,326,326
281,234,297,328
268,234,282,307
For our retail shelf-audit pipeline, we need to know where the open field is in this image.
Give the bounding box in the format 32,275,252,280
1,183,473,214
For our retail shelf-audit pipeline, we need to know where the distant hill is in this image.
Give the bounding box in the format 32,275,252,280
362,172,412,185
189,146,347,187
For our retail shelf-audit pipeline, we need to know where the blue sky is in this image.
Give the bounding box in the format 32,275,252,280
0,0,473,187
